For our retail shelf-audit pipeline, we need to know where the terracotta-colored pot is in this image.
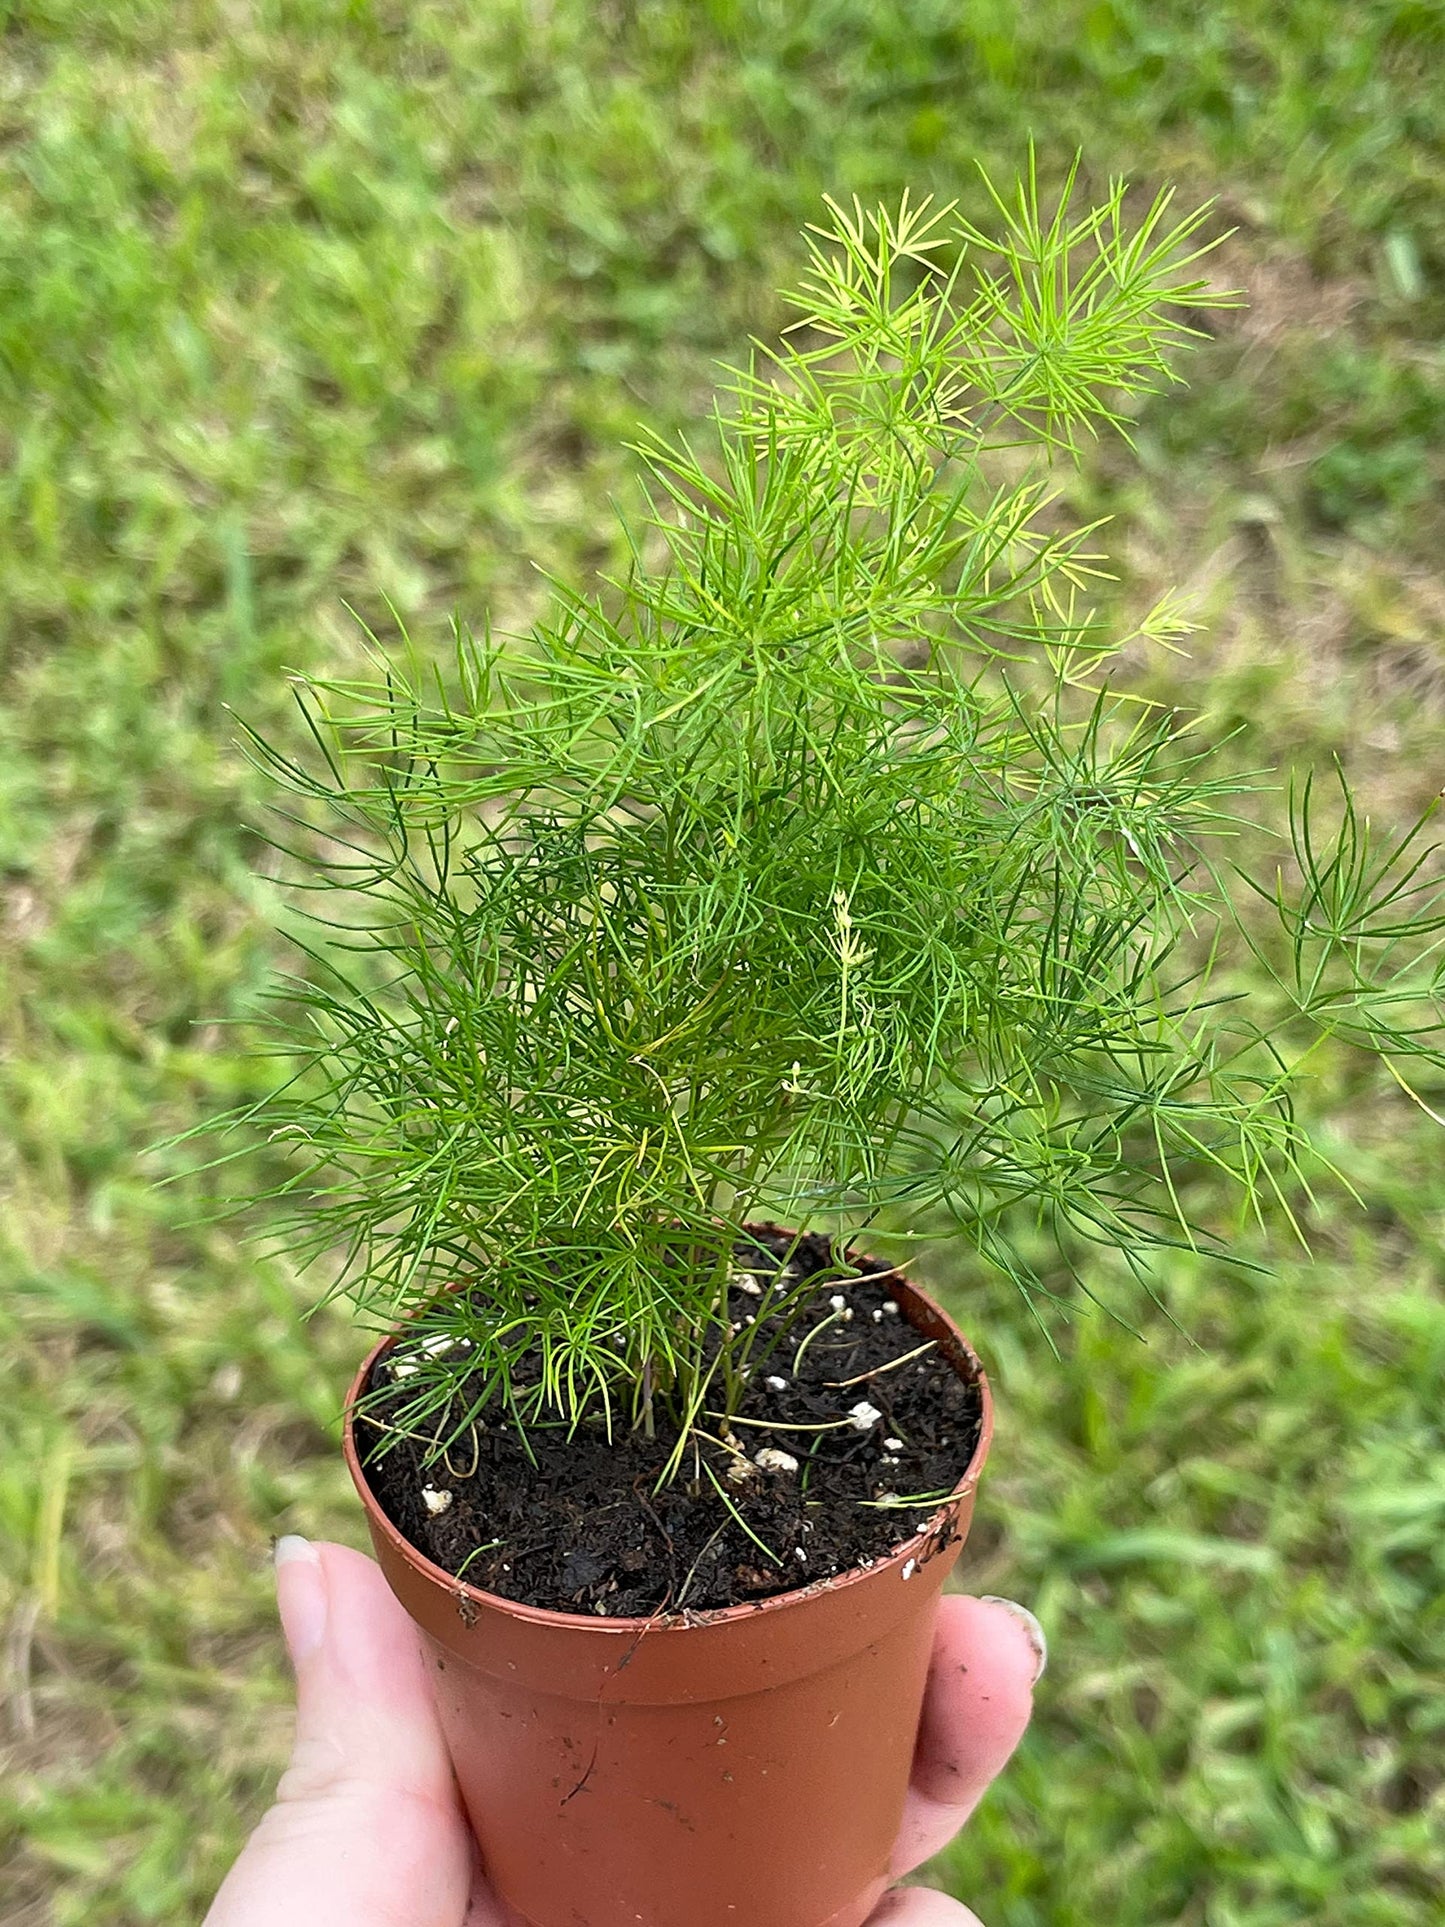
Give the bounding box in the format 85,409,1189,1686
343,1252,993,1927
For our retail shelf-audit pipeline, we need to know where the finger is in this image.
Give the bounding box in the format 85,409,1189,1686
891,1593,1043,1876
463,1837,510,1927
206,1538,490,1927
869,1887,987,1926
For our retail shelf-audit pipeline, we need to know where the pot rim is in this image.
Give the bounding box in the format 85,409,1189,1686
342,1252,993,1637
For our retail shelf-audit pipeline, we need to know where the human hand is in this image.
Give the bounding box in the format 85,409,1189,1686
205,1539,1043,1927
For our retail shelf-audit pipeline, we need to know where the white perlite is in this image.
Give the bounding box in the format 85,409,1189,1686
764,1374,789,1391
421,1486,453,1516
902,1558,917,1581
829,1293,847,1311
847,1400,883,1431
882,1300,901,1316
418,1332,472,1358
754,1446,800,1474
883,1437,905,1453
394,1334,473,1375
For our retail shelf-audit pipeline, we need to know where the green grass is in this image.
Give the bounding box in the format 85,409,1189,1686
1,5,1442,1923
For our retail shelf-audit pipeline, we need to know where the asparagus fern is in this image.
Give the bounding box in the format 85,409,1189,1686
210,167,1445,1452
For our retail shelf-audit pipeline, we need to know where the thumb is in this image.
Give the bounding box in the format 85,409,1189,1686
871,1893,987,1927
205,1539,475,1927
891,1594,1042,1876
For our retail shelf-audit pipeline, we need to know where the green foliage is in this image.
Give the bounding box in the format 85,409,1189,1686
217,176,1443,1448
4,6,1444,1923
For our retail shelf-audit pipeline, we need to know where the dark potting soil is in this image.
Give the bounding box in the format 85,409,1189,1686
358,1228,983,1617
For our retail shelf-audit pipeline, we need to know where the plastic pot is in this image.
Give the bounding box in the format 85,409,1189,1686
343,1250,993,1927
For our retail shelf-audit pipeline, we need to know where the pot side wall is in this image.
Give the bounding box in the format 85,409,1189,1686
346,1270,992,1927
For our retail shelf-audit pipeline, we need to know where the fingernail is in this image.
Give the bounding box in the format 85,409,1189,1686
274,1535,327,1663
979,1595,1048,1682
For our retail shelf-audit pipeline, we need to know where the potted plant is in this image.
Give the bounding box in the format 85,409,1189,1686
206,170,1443,1927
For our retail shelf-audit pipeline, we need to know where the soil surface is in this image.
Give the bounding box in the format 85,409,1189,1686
358,1228,983,1616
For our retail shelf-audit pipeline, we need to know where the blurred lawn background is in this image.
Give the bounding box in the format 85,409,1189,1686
2,4,1444,1922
